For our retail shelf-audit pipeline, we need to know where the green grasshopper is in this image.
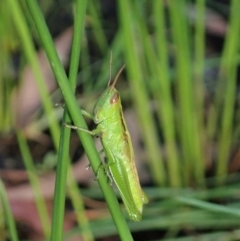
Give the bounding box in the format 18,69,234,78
65,65,149,221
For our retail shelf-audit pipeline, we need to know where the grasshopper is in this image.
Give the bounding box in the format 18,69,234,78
65,65,149,221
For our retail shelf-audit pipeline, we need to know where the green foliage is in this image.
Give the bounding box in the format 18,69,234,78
1,0,240,240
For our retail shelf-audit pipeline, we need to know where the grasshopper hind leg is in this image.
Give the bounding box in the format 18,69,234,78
85,149,104,171
85,150,113,184
104,156,113,185
94,156,113,185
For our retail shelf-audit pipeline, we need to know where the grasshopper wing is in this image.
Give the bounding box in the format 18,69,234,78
104,144,142,221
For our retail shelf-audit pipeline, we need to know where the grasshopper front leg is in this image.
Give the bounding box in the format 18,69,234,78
86,149,104,171
64,123,100,136
93,158,115,184
63,108,99,136
80,109,94,120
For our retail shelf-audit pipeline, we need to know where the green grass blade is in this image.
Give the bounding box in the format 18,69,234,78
88,0,108,54
118,0,166,186
49,1,93,241
0,180,19,241
216,0,240,181
153,0,181,187
16,130,51,238
192,0,206,186
8,0,60,149
168,0,206,186
177,196,240,217
50,113,71,241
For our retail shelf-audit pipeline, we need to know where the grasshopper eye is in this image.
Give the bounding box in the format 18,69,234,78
110,92,119,104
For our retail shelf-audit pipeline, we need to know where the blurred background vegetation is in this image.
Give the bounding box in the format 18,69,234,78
1,0,240,240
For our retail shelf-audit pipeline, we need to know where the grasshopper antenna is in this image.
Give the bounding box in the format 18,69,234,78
107,51,113,87
110,64,125,89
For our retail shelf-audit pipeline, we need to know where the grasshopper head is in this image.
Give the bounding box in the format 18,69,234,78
93,86,121,123
93,65,125,124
